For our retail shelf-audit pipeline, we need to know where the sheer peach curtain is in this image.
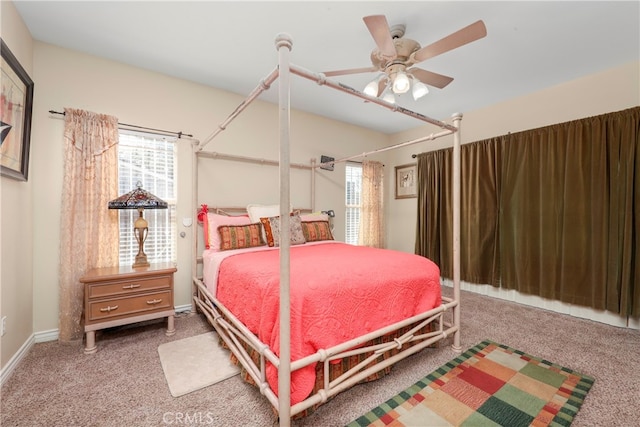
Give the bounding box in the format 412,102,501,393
58,108,120,343
359,160,385,248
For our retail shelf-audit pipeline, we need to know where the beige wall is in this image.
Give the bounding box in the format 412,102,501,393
2,0,638,370
29,42,389,338
384,60,640,254
0,0,35,369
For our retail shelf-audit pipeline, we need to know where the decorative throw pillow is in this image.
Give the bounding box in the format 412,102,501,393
302,220,334,242
207,213,252,251
300,212,329,222
260,214,306,247
218,223,265,251
247,203,293,242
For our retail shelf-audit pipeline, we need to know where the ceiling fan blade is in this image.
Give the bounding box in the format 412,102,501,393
323,66,378,77
409,68,454,89
413,20,487,63
363,15,397,60
377,78,389,97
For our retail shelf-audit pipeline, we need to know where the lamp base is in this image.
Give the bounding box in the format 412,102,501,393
133,255,150,269
133,209,150,268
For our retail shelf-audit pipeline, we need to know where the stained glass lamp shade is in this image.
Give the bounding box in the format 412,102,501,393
108,182,167,268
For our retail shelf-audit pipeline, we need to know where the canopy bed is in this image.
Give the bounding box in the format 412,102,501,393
191,34,462,426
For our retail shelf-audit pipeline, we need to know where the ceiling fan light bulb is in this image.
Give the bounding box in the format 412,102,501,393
392,72,410,94
363,80,379,97
382,91,395,104
412,81,429,100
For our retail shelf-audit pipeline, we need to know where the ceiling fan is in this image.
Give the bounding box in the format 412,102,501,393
324,15,487,102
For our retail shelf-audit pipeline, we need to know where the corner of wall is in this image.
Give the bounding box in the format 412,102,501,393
0,0,36,371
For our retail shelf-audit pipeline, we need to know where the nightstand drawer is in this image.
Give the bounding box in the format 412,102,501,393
87,275,171,299
87,290,173,323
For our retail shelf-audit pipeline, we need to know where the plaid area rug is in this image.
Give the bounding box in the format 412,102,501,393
347,340,594,427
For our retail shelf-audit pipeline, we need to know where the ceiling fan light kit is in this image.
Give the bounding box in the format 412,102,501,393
382,90,396,104
411,79,429,100
391,71,410,93
363,79,380,96
327,15,487,104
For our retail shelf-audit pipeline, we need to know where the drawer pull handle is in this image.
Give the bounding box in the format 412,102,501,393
122,284,141,289
147,299,162,305
99,305,119,313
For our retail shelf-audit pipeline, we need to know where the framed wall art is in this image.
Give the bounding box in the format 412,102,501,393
395,163,417,199
1,38,34,181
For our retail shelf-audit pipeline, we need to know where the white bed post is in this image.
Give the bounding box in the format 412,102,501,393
452,113,462,352
276,33,293,426
191,139,199,313
310,158,316,212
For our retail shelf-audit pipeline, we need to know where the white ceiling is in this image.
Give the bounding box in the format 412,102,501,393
13,1,640,134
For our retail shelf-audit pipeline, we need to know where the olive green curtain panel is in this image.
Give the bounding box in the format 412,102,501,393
415,107,639,317
415,148,451,273
416,139,501,287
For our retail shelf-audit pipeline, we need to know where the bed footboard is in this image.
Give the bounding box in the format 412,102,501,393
192,275,458,418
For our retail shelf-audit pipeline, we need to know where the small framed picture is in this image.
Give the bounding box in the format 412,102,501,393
395,163,417,199
1,38,34,181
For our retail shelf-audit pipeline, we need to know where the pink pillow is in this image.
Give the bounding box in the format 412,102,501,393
207,213,251,251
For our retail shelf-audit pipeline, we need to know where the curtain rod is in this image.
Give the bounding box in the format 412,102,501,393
48,110,193,139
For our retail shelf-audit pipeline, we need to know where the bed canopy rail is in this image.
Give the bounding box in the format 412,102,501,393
316,128,455,169
192,33,462,426
288,63,457,133
196,150,313,170
195,56,455,153
199,67,280,150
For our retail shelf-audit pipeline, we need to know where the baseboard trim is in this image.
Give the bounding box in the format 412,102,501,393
0,333,35,386
443,279,639,330
35,329,59,343
175,304,192,313
3,304,195,385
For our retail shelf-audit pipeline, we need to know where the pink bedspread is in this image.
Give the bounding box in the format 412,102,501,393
216,242,441,405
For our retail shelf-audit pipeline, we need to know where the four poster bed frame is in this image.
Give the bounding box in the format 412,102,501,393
191,34,462,426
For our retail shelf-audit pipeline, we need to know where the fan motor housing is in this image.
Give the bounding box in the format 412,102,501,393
370,37,421,70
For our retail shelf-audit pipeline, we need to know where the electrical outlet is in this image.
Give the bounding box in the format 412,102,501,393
1,316,6,337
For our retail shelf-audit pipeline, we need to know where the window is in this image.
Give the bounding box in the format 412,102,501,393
345,162,362,245
117,131,177,265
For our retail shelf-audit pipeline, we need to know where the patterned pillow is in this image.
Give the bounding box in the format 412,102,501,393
218,223,265,251
260,214,306,247
302,220,334,242
207,213,251,251
247,203,292,242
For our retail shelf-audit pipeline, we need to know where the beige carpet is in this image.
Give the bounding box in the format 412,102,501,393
3,297,639,426
157,331,239,397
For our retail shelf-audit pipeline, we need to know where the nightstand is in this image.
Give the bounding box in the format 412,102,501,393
81,262,177,354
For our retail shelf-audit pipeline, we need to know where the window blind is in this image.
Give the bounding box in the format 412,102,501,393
117,131,177,265
345,163,362,245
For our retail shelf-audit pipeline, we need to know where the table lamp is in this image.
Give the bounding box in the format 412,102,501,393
108,182,168,268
